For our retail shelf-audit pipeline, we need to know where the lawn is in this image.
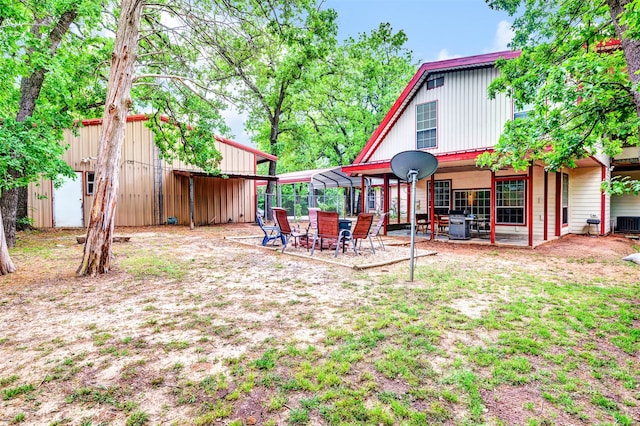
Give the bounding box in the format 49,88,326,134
0,225,638,425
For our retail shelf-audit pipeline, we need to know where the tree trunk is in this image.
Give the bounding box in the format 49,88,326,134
0,184,18,248
0,196,17,275
265,160,277,221
608,0,640,117
77,0,143,276
0,9,78,248
16,187,30,231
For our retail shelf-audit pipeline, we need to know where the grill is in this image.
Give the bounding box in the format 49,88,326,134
586,217,600,236
449,211,470,240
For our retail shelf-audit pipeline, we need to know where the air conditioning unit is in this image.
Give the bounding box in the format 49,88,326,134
616,216,640,233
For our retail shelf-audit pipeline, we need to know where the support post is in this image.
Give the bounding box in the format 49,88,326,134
189,175,195,230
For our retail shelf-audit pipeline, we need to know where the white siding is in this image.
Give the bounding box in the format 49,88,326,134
611,170,640,230
568,167,604,235
370,67,512,162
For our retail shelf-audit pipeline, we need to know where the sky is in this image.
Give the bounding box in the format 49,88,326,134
224,0,515,147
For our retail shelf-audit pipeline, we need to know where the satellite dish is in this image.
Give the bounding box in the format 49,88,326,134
390,150,438,181
389,150,438,282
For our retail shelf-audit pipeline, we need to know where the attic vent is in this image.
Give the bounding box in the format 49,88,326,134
426,76,444,90
617,216,640,233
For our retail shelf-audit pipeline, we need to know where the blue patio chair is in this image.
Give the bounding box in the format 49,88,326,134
257,214,283,246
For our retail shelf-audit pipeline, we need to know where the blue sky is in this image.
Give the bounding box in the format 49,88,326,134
225,0,515,146
325,0,515,61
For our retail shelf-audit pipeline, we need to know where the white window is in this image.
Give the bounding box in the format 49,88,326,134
426,76,444,90
427,180,450,214
417,101,437,149
496,180,526,224
514,102,534,120
86,172,95,195
562,173,569,225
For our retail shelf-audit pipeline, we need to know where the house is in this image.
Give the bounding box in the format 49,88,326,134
342,50,639,246
28,114,276,228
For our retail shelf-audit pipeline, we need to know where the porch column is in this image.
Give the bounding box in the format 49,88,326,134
407,179,412,223
601,165,606,235
555,173,561,236
383,174,390,235
189,175,195,230
490,171,496,244
429,175,435,241
528,165,534,247
361,176,366,213
277,184,282,209
396,179,401,224
544,170,548,241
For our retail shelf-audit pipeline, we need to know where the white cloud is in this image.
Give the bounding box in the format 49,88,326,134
435,49,462,61
491,20,514,51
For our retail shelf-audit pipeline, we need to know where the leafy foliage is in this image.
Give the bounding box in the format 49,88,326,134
479,0,640,184
280,23,416,171
0,0,109,192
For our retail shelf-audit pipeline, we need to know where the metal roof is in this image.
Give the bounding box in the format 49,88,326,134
276,166,362,188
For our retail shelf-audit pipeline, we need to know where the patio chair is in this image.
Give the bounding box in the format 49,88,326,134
310,211,347,257
416,213,429,234
301,207,320,249
257,214,283,246
434,214,449,236
343,213,375,255
272,207,307,253
369,212,388,251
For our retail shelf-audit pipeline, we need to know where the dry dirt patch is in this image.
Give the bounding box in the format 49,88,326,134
0,226,638,425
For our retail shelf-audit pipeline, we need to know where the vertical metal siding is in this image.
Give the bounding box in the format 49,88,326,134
30,120,260,227
370,67,512,162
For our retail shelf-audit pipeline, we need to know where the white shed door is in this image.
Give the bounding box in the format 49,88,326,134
53,172,84,227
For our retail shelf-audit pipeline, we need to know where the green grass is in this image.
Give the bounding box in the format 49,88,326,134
119,254,190,280
4,230,639,424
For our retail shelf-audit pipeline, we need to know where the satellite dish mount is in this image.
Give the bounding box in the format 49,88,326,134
390,151,439,281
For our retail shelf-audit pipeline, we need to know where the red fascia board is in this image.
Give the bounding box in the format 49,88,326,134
80,114,276,161
343,160,391,173
353,50,521,164
81,114,149,126
345,148,493,174
214,135,277,162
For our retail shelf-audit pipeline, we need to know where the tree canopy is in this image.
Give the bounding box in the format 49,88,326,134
479,0,640,185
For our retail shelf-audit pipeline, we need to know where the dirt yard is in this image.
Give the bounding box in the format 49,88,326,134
0,225,638,425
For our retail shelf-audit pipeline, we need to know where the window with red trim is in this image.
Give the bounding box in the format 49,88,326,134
496,179,526,224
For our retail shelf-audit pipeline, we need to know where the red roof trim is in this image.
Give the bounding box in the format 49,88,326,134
80,114,275,161
344,148,493,174
353,50,521,164
214,135,277,162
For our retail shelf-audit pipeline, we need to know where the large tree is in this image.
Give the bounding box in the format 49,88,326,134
181,0,339,219
77,0,144,276
77,0,235,275
279,22,416,171
0,0,106,274
479,0,640,181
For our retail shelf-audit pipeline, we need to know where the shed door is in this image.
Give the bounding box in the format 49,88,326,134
53,172,84,227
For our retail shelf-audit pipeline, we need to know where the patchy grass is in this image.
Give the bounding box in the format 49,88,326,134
0,227,638,424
